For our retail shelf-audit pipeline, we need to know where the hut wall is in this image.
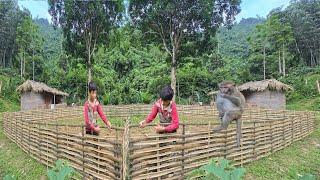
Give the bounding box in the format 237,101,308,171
244,89,286,109
21,91,46,110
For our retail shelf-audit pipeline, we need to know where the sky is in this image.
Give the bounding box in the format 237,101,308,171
18,0,51,20
18,0,291,22
236,0,290,21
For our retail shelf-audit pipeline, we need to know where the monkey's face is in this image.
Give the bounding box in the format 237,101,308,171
219,84,233,94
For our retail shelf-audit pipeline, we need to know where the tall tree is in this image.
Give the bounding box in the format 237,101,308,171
247,22,270,80
48,0,123,83
284,0,320,67
0,0,29,71
247,13,294,79
266,14,294,76
129,0,241,99
15,16,43,80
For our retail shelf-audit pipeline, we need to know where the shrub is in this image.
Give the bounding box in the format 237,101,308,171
188,158,246,180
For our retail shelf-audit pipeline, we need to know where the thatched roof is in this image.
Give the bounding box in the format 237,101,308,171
237,79,293,92
16,80,69,96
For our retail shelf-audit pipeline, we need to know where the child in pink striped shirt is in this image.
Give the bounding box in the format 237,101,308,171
83,82,111,135
139,86,179,133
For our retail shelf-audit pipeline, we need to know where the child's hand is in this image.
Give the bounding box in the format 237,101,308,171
139,120,147,128
155,124,165,133
94,126,101,134
106,121,112,130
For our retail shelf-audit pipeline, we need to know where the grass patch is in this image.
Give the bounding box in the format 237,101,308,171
0,98,19,113
287,97,320,111
0,112,46,179
245,115,320,179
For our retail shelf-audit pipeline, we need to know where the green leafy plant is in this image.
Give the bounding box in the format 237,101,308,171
188,158,246,180
298,174,316,180
3,175,16,180
47,160,75,180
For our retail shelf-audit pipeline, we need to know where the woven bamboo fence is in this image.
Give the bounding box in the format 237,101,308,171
2,105,316,180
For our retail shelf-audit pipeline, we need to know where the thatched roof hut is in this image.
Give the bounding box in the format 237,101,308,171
17,80,69,110
238,79,292,109
237,79,293,92
17,80,69,96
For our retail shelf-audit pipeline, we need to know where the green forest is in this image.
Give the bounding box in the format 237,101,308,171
0,0,319,111
0,1,320,179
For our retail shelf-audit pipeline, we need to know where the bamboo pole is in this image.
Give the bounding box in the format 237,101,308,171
181,124,185,178
122,118,130,179
81,125,85,179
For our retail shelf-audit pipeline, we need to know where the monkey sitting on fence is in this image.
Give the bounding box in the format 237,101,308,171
213,81,245,147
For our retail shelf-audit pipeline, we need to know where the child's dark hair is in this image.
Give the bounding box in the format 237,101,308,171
160,86,174,101
88,82,97,93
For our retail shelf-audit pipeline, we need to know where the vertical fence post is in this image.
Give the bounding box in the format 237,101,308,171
306,112,310,133
28,120,31,155
115,128,118,179
10,113,13,139
81,125,85,180
298,111,302,138
291,111,294,143
15,114,18,142
38,122,41,164
253,121,256,160
55,119,59,161
282,110,285,147
181,124,185,178
156,136,160,180
224,130,227,159
122,118,130,179
45,122,49,168
1,113,4,134
20,116,22,149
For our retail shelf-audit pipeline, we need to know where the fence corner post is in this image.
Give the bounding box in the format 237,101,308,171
122,117,130,180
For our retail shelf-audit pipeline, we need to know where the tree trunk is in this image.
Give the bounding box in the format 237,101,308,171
88,53,92,83
171,47,177,101
32,59,35,81
86,32,94,84
263,46,266,80
32,50,35,81
0,52,2,67
282,44,286,76
23,52,26,77
310,49,313,67
10,45,14,67
294,39,302,63
177,80,180,102
278,50,282,74
3,50,6,67
20,53,23,78
310,49,315,67
316,80,320,94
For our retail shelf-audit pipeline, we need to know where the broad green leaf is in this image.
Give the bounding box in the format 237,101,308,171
230,168,246,180
298,174,316,180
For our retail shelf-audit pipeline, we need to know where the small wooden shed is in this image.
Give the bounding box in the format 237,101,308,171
237,79,293,109
17,80,69,110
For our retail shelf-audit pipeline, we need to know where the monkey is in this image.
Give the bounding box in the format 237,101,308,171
213,81,245,147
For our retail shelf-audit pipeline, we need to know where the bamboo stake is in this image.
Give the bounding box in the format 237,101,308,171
181,124,186,178
81,125,85,179
122,118,129,179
